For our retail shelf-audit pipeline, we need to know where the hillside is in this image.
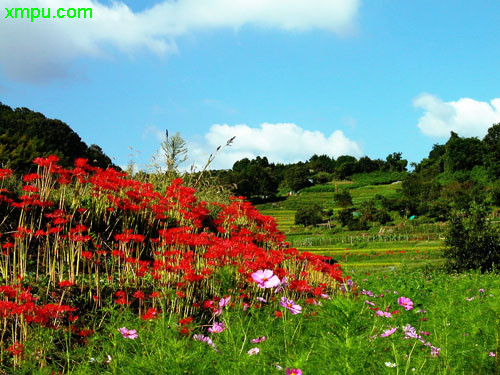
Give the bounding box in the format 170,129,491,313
0,102,116,172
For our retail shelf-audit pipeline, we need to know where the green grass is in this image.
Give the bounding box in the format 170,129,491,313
13,269,500,374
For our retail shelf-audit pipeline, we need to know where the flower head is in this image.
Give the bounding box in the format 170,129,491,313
252,269,281,289
250,336,266,343
286,368,303,375
397,297,414,311
247,347,260,355
208,321,226,334
280,297,302,315
380,327,398,337
118,327,138,339
376,310,392,318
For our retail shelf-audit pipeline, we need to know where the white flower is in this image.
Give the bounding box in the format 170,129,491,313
248,347,260,355
385,362,396,368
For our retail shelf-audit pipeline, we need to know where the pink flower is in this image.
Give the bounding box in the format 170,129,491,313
274,276,289,293
118,327,138,339
248,347,260,355
380,327,398,337
397,297,414,311
215,296,231,316
376,310,392,318
252,269,281,289
365,300,376,306
250,336,266,343
208,322,226,333
489,352,496,357
280,297,302,315
286,368,303,375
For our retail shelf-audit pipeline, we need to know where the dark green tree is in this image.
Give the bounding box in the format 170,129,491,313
385,152,408,172
294,204,324,226
285,163,312,191
444,203,500,272
333,190,353,208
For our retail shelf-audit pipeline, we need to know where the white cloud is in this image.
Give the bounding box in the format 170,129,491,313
187,122,362,170
414,93,500,138
1,0,360,82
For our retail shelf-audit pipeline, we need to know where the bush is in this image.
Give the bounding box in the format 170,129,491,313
333,190,353,208
444,203,500,272
294,204,324,226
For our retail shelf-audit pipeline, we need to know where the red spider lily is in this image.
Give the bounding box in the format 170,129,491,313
141,307,158,320
178,316,193,325
59,280,74,288
0,168,13,180
7,342,23,356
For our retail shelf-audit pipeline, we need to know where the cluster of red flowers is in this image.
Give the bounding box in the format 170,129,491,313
0,155,345,360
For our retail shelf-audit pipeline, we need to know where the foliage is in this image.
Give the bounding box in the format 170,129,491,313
444,203,500,272
294,204,324,226
161,130,188,173
0,102,115,172
284,163,312,192
221,156,279,201
333,190,353,208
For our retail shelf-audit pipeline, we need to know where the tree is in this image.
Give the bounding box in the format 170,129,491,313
161,131,188,172
228,157,278,200
294,204,324,226
385,152,408,172
333,190,353,208
444,132,483,172
444,203,500,272
285,164,312,191
482,123,500,178
307,154,335,173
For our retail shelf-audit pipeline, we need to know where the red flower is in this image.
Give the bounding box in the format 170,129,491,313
141,307,158,320
7,342,23,356
178,316,193,326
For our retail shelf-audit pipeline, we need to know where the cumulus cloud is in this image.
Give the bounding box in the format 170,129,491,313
187,122,362,170
1,0,360,82
414,93,500,138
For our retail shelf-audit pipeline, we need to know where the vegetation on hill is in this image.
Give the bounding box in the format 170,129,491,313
0,102,116,172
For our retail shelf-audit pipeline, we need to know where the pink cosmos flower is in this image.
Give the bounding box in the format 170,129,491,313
280,297,302,315
380,327,398,337
365,300,376,306
286,368,303,375
489,352,496,357
247,347,260,355
118,327,138,339
256,297,267,303
252,269,281,289
215,296,231,316
274,276,288,293
376,310,392,318
397,297,414,311
193,334,218,351
208,322,226,333
250,336,266,343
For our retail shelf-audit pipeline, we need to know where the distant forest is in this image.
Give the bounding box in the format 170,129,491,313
212,123,500,222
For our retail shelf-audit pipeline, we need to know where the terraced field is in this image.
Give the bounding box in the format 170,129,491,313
258,181,446,276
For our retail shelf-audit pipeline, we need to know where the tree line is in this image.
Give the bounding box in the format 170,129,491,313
0,102,116,172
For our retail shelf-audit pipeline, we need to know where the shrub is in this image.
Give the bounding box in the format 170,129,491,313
333,190,353,208
444,203,500,272
294,204,324,226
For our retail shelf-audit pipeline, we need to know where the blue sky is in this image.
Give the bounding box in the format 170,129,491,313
1,0,500,170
